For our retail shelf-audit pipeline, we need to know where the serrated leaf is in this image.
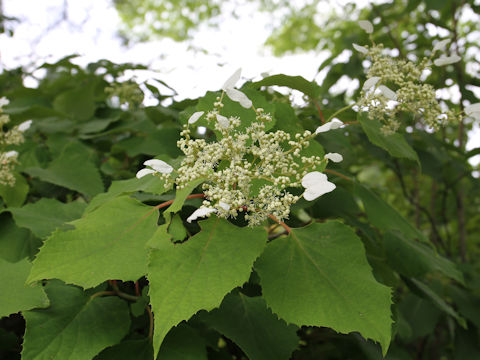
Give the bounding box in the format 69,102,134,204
0,173,29,207
25,142,104,198
384,231,464,284
147,217,267,356
168,214,187,242
22,281,130,360
201,292,298,360
355,183,428,243
252,74,321,98
162,178,205,223
255,221,392,354
0,258,49,318
4,198,86,238
0,214,41,262
28,196,158,288
86,175,168,213
358,113,419,163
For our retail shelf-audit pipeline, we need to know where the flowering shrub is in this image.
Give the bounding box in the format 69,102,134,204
0,18,479,360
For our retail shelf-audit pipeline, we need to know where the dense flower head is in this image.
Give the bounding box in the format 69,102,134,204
0,98,31,186
354,22,461,135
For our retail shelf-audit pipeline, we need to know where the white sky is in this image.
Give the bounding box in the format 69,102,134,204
0,0,478,165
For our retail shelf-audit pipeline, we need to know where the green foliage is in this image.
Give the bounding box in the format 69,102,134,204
255,221,392,354
1,3,480,358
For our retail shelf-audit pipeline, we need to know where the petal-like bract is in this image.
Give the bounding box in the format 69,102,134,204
18,120,32,132
218,201,230,211
362,76,380,91
136,168,155,179
222,68,242,90
216,114,230,129
301,171,328,189
0,97,9,108
378,85,397,100
358,20,373,34
465,103,480,115
353,43,368,54
225,88,252,109
188,111,204,124
303,181,336,201
5,150,18,158
433,39,450,53
324,152,343,163
144,159,173,174
315,119,344,134
434,54,461,66
186,207,217,223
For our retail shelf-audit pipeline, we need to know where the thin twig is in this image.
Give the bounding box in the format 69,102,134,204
324,169,352,182
268,214,291,233
146,305,154,343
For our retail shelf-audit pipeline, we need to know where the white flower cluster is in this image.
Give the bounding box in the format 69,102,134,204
353,20,460,134
136,70,343,226
0,97,32,186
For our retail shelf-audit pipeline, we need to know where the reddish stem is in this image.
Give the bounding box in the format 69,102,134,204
268,214,291,234
324,169,352,182
154,193,205,210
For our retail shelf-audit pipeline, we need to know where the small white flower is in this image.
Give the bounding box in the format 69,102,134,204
433,39,450,53
186,207,217,223
324,153,343,163
465,103,480,120
225,88,252,109
216,114,230,129
136,168,155,179
315,119,344,134
434,54,461,66
358,20,374,34
362,76,380,91
18,120,32,132
378,85,397,100
0,97,9,108
218,201,230,211
301,171,336,201
222,68,242,90
144,159,173,174
353,43,368,54
188,111,204,124
5,150,18,158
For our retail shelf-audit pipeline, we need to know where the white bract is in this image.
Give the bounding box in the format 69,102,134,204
136,168,155,179
18,120,32,132
216,114,230,128
188,111,204,124
353,43,368,54
433,39,450,53
434,54,461,66
362,76,380,91
186,207,217,223
324,153,343,163
301,172,336,201
465,103,480,120
358,20,373,34
5,150,18,158
221,68,252,109
378,85,397,101
0,97,9,108
144,159,173,174
315,119,344,134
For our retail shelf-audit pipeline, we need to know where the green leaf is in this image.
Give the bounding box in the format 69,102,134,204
358,113,419,163
147,217,267,356
86,175,168,213
201,292,298,360
53,82,96,121
163,178,205,222
255,221,392,354
0,173,29,207
157,324,208,360
168,214,187,242
25,142,104,198
28,196,158,288
0,214,41,262
0,258,49,318
403,277,466,328
115,128,182,157
355,183,428,243
22,281,130,360
95,339,153,360
384,231,464,283
5,198,86,238
252,74,321,98
398,293,441,340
